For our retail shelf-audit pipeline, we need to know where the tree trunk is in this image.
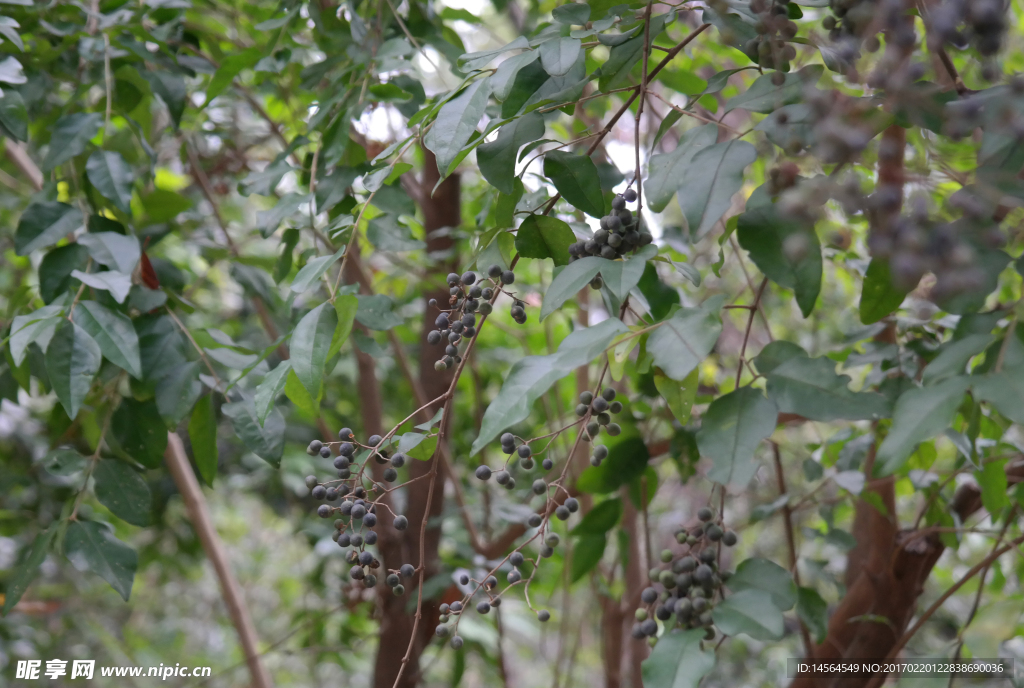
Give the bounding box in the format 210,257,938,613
371,149,459,688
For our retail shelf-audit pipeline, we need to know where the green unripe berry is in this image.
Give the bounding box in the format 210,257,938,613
697,507,714,522
394,584,405,595
545,532,560,547
648,636,658,648
635,608,649,621
659,570,676,587
660,549,674,563
606,423,621,436
580,391,593,405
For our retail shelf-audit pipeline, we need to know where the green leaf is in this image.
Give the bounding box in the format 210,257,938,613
641,629,716,688
64,520,137,601
877,376,970,475
136,315,187,382
290,245,346,293
424,79,492,176
76,232,141,275
712,588,784,640
539,37,581,77
491,51,541,102
499,58,550,118
737,205,822,317
155,361,203,426
678,140,757,240
598,33,644,91
39,244,90,303
70,270,133,304
478,112,545,194
254,361,291,425
395,431,439,460
257,192,308,237
576,433,651,494
356,294,403,330
291,302,337,399
42,447,87,475
753,341,890,421
457,36,530,71
10,303,64,366
644,124,717,213
284,368,320,417
367,215,426,252
85,151,135,214
94,459,152,526
74,301,142,379
329,294,358,359
552,3,590,24
15,201,84,256
978,459,1009,516
570,534,607,582
222,396,285,467
471,318,629,454
45,320,102,419
655,368,698,423
697,387,776,486
189,394,218,486
141,188,192,222
544,150,604,217
646,297,724,381
42,112,102,171
142,71,186,128
859,258,908,324
541,245,657,319
728,557,796,610
2,525,57,616
724,65,823,113
515,215,575,266
921,334,994,385
0,90,29,142
796,586,829,643
206,47,261,101
110,399,166,469
571,497,622,535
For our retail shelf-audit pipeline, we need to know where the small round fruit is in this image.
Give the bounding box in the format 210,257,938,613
475,465,492,481
641,587,658,604
450,636,463,649
400,564,415,578
723,530,738,547
436,624,450,637
477,601,491,614
697,507,714,522
623,188,637,202
501,270,515,285
537,610,551,622
394,515,409,531
510,552,525,567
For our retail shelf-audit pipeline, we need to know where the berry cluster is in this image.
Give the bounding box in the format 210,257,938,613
746,0,799,79
426,266,523,371
575,388,623,442
434,555,553,649
568,188,652,263
305,429,416,591
930,0,1007,61
632,507,738,645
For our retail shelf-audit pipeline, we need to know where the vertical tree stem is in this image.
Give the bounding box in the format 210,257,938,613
164,432,273,688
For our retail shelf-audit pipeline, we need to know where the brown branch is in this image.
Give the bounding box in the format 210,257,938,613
164,432,273,688
773,442,814,658
5,141,44,191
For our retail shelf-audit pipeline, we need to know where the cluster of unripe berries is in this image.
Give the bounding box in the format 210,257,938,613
631,507,738,645
745,0,799,79
427,266,522,371
434,561,552,648
576,388,623,442
568,188,652,264
930,0,1007,60
304,428,415,591
474,433,557,492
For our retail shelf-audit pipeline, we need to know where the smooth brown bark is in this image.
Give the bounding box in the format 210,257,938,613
791,457,1024,688
371,149,459,688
